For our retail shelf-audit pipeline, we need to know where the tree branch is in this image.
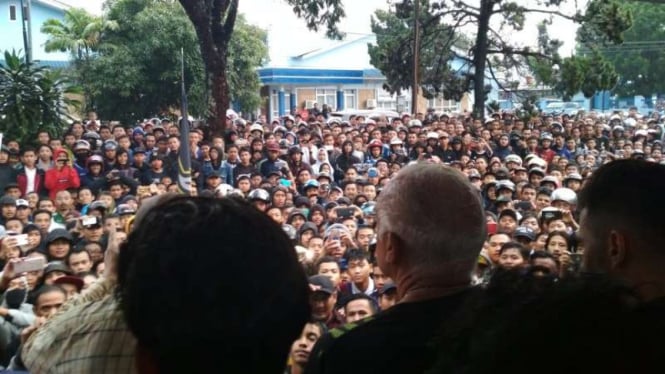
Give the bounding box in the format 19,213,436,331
486,48,555,61
499,6,579,22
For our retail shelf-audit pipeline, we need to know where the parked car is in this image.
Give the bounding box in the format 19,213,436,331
544,101,581,116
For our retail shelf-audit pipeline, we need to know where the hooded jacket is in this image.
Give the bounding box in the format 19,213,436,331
44,148,80,199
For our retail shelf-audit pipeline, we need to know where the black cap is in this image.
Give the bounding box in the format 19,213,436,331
308,275,336,295
133,147,147,154
0,195,16,206
46,229,73,244
44,261,73,276
379,281,397,295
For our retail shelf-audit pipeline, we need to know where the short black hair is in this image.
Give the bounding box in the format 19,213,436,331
316,256,339,271
117,196,309,373
578,160,665,248
32,209,52,219
499,242,529,260
34,285,66,305
66,248,91,267
20,146,37,156
341,293,379,314
343,248,369,264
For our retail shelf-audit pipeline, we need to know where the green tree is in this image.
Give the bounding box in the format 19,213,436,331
369,0,632,117
74,0,267,124
179,0,345,134
579,1,665,98
368,2,468,101
0,51,81,144
41,8,118,110
41,8,118,62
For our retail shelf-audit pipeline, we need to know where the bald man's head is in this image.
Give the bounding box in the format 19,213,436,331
376,163,485,273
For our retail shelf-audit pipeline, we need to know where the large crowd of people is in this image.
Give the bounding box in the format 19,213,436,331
0,105,663,373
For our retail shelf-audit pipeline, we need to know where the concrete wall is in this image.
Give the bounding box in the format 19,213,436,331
0,1,69,62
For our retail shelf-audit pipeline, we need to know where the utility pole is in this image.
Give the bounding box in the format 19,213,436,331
19,0,32,63
411,0,420,115
26,0,33,62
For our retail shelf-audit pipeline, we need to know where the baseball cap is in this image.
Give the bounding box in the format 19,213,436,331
308,275,336,295
117,204,137,216
514,226,536,241
15,199,29,208
81,216,102,228
379,281,397,295
46,229,73,244
499,209,518,222
367,167,379,178
54,275,84,292
44,261,72,276
0,195,17,206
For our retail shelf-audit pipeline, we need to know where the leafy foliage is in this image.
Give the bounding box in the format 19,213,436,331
368,2,468,101
41,0,268,124
179,0,344,133
0,51,81,145
579,1,665,97
368,0,633,117
41,8,118,62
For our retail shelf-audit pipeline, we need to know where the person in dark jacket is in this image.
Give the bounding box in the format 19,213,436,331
333,141,360,181
0,146,17,193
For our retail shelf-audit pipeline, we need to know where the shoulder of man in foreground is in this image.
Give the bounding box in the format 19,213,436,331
22,278,137,374
305,288,478,374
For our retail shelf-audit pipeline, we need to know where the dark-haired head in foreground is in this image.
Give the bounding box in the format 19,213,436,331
117,196,310,373
427,272,665,374
578,159,665,301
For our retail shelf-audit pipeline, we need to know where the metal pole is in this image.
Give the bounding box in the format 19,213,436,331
411,0,420,115
19,0,30,63
26,0,33,63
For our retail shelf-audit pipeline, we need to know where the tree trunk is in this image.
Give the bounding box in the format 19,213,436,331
209,59,229,136
179,0,238,136
472,0,494,119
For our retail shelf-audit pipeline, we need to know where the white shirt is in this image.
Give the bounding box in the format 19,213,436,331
351,277,376,297
24,167,37,194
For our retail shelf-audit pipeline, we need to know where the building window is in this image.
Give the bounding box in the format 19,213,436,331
270,91,290,119
9,5,17,21
315,89,336,110
344,89,356,109
427,97,460,112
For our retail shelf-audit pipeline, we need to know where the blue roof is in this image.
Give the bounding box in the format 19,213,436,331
35,60,70,69
0,59,70,69
259,67,386,85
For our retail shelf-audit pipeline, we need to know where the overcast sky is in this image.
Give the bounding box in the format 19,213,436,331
63,0,584,55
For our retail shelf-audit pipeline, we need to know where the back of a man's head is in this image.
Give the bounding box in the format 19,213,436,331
376,163,485,274
117,196,310,373
578,160,665,276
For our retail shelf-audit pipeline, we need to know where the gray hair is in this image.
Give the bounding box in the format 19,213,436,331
376,163,486,269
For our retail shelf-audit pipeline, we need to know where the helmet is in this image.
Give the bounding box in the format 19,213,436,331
368,139,383,149
540,176,559,188
361,202,376,216
563,173,583,183
505,154,522,165
247,188,270,203
86,154,104,167
215,183,235,197
282,224,297,241
73,140,91,151
496,180,515,192
389,137,403,146
303,179,320,190
551,188,577,205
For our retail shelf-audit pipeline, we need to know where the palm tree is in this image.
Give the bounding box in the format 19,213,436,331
0,50,81,145
41,8,116,111
41,8,118,63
